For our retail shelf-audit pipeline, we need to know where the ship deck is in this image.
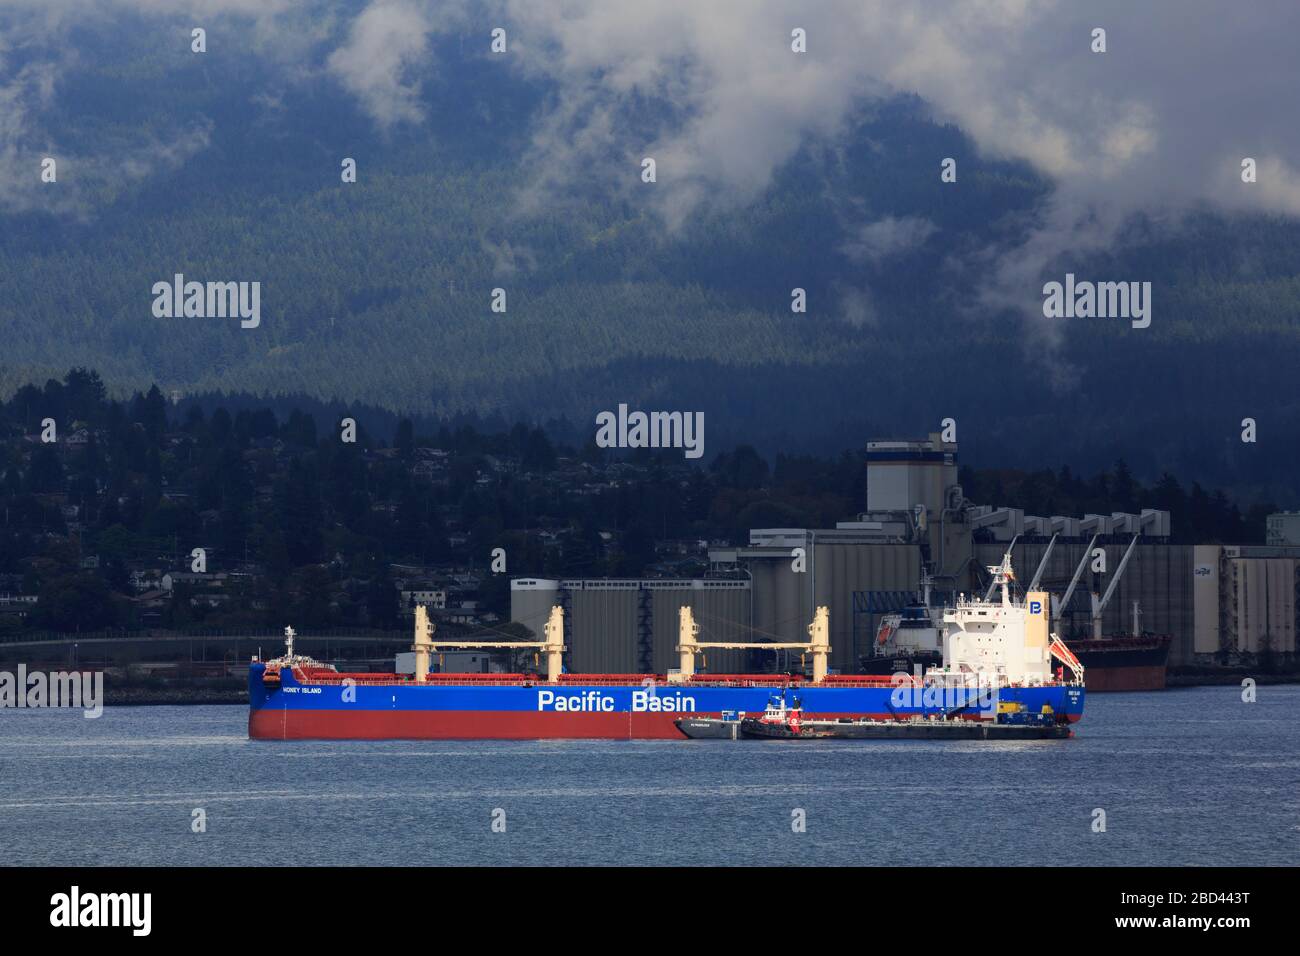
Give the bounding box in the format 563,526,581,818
275,668,1078,690
283,670,914,688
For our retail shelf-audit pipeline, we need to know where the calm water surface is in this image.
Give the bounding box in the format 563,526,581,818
1,685,1297,866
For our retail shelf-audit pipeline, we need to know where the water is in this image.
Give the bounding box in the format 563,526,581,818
1,686,1297,866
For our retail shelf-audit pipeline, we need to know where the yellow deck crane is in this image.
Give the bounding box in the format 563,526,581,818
670,605,831,683
411,604,566,682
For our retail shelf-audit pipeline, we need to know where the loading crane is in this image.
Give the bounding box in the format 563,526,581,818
1026,533,1058,592
671,605,831,683
1091,534,1141,639
1052,533,1098,621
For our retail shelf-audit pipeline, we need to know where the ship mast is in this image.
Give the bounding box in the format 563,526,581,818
985,550,1016,606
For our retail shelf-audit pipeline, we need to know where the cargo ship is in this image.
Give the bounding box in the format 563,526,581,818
249,555,1084,740
1067,635,1170,691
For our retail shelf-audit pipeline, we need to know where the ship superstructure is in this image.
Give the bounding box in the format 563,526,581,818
929,553,1084,687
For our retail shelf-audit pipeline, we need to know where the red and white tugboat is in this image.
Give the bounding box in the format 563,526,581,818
740,690,831,739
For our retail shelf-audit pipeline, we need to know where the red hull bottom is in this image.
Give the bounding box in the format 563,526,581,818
249,709,1081,741
250,709,693,740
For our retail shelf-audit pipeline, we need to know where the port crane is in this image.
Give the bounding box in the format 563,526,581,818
1090,534,1141,639
1026,533,1058,592
1052,533,1098,621
1039,532,1141,680
983,531,1059,600
1052,532,1140,635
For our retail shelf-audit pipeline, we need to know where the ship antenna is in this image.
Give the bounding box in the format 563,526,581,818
983,550,1015,605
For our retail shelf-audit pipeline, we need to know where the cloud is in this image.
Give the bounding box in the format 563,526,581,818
502,0,885,227
0,57,61,211
7,0,1299,225
0,0,305,215
480,237,536,277
0,54,212,217
481,0,1300,347
835,284,877,329
115,120,214,183
841,216,936,265
327,0,454,130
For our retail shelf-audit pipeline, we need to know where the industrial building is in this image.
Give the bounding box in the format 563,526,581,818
1194,546,1299,660
1266,512,1300,547
510,433,1299,675
709,532,921,671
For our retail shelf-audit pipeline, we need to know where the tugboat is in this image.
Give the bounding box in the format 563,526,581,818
739,691,832,739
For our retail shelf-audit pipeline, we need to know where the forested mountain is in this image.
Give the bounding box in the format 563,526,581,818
2,7,1299,502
